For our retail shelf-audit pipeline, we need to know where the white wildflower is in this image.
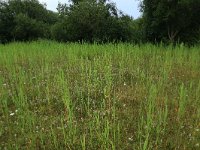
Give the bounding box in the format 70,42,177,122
10,113,15,116
128,137,133,141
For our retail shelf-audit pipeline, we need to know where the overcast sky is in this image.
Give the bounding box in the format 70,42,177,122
39,0,141,19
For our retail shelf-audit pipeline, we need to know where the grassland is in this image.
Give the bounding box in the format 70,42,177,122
0,41,200,149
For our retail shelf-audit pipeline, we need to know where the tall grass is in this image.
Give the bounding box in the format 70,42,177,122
0,41,200,149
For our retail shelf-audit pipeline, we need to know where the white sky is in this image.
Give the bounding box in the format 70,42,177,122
39,0,141,19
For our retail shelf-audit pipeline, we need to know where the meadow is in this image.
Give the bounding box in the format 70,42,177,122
0,41,200,149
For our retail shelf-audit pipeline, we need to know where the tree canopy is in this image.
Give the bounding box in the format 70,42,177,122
0,0,200,44
141,0,200,44
0,0,57,43
52,0,134,42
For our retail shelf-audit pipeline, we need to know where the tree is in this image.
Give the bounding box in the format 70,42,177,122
0,0,57,43
0,1,15,43
12,13,46,41
141,0,200,44
52,0,134,42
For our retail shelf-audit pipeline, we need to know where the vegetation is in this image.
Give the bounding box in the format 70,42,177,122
0,0,135,43
0,0,200,149
0,0,199,44
53,0,135,42
0,0,57,43
141,0,200,44
0,41,200,149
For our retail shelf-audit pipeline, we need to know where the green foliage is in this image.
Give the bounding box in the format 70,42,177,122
51,20,69,42
129,17,145,43
1,0,199,44
1,0,137,43
52,0,135,43
12,13,45,41
0,0,57,43
0,1,15,43
141,0,200,44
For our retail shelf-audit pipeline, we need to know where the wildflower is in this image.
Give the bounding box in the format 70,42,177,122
195,143,199,147
128,137,133,141
124,82,127,86
10,113,15,116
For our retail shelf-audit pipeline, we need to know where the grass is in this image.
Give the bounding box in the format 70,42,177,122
0,40,200,149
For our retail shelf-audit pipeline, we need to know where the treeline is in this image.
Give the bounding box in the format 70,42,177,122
142,0,200,44
0,0,200,44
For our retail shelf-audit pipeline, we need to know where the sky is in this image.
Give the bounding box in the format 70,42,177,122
39,0,141,19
